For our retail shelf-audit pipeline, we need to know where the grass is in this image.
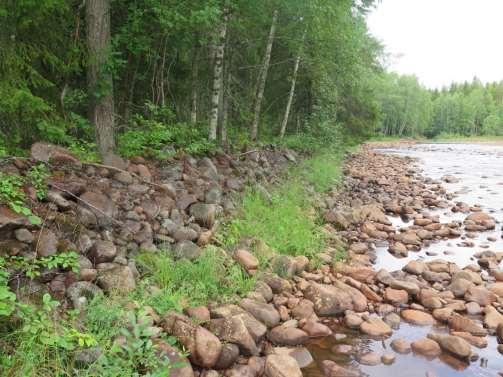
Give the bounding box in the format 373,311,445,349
223,147,349,259
135,246,255,313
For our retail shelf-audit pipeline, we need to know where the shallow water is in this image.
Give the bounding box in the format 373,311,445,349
304,143,503,377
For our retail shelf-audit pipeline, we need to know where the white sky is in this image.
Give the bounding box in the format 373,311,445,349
367,0,503,89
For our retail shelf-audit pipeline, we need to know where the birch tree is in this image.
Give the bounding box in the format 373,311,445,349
209,9,228,141
250,10,278,141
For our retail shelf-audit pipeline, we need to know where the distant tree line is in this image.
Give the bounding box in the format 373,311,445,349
376,73,503,138
0,0,382,160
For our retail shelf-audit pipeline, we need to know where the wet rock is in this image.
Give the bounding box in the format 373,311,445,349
264,354,302,377
301,319,332,337
427,333,471,360
272,347,313,368
268,324,309,346
391,338,411,354
401,309,435,326
345,313,363,329
359,315,392,337
381,353,395,365
321,360,360,377
388,242,408,257
464,212,495,229
411,338,441,357
432,307,454,322
358,352,381,366
384,312,401,328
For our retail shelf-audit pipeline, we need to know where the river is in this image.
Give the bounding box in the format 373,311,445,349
304,143,503,377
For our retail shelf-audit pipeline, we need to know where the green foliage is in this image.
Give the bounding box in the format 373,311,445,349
86,312,178,377
26,163,49,200
118,103,218,159
0,172,41,225
0,257,16,317
136,246,254,312
7,251,80,279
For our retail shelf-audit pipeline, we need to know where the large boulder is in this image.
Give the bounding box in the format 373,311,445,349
411,338,441,357
78,191,117,227
88,240,117,264
267,325,309,346
207,316,258,356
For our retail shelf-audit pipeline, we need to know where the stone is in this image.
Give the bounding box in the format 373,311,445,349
234,249,259,270
207,316,258,356
302,319,332,337
465,302,482,315
403,260,426,275
189,203,216,228
36,229,58,257
448,278,473,298
484,306,503,329
345,313,363,329
268,325,309,346
174,240,202,260
74,347,102,368
411,338,441,357
184,306,210,322
214,343,240,370
303,282,354,316
14,228,33,243
381,353,395,365
427,333,471,359
465,286,497,306
389,280,420,295
384,287,408,305
401,309,435,326
358,352,381,365
79,191,117,227
271,255,297,278
292,299,315,320
156,340,195,377
389,242,408,256
89,240,117,264
97,265,136,293
272,347,313,368
321,360,360,377
173,227,198,242
0,205,30,233
240,299,280,328
264,354,302,377
450,332,487,348
359,316,392,337
66,281,102,309
497,322,503,344
447,313,487,336
391,338,411,354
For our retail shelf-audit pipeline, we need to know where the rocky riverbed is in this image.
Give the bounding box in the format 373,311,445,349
305,142,503,377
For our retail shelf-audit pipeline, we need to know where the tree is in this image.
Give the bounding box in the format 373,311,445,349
250,10,278,141
86,0,116,160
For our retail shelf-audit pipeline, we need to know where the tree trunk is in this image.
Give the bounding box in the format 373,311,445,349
250,10,278,141
279,51,302,138
190,45,199,123
220,52,232,147
86,0,115,159
209,9,228,141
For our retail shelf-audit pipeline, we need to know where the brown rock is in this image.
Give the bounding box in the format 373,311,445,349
411,338,441,357
391,338,411,354
359,316,392,338
427,333,471,359
384,287,408,305
450,332,487,348
447,313,487,336
401,309,435,326
264,354,302,377
268,325,309,346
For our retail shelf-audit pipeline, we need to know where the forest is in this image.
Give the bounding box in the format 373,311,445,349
0,0,382,162
376,74,503,138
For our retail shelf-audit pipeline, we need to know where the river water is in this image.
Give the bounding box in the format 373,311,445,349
304,143,503,377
